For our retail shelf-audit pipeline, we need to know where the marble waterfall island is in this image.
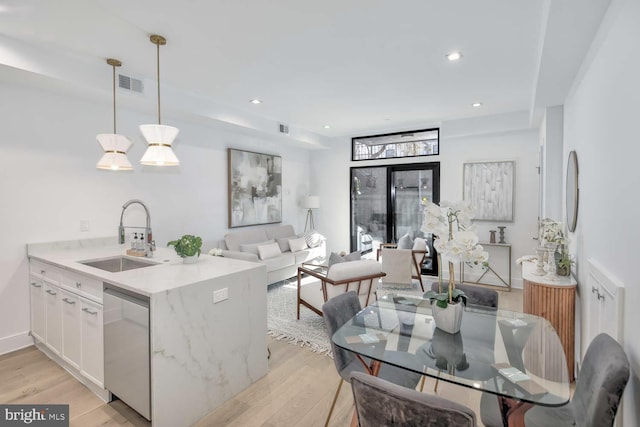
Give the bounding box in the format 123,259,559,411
27,238,268,427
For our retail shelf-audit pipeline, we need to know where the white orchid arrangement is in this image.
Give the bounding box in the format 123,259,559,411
539,218,566,246
422,200,489,307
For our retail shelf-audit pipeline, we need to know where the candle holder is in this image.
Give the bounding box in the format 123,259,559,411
545,243,558,278
497,226,506,244
534,247,547,275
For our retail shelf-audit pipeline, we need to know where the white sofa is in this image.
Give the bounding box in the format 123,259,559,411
217,224,326,284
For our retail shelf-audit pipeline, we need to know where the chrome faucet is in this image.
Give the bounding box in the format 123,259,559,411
119,199,155,257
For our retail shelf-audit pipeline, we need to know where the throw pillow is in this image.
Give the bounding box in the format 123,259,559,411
412,237,428,253
240,239,275,256
302,230,326,248
397,233,413,250
276,237,291,252
288,237,308,252
328,250,361,267
257,242,282,260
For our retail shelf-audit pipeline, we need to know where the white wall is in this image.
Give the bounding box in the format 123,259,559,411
311,113,540,289
0,81,311,354
563,0,640,424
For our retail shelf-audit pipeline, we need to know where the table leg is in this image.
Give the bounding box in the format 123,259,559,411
497,396,533,427
350,408,359,427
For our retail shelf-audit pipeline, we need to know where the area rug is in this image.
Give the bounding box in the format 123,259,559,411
267,279,426,356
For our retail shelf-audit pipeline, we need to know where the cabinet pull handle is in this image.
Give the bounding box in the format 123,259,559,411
591,286,605,301
82,308,97,315
63,298,76,305
30,282,42,288
45,289,57,296
75,281,82,288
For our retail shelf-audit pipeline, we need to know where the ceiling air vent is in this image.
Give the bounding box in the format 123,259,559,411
118,73,144,94
279,123,289,135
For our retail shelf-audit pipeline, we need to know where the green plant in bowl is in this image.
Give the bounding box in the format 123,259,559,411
167,235,202,258
556,250,574,276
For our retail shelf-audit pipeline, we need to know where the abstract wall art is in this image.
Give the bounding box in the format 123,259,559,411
463,161,514,221
228,148,282,227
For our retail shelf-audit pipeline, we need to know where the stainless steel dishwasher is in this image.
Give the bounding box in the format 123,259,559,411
104,284,151,420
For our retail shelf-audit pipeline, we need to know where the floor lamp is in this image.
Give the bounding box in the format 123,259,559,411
302,196,320,232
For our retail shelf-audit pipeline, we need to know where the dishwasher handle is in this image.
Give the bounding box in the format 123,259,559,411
104,285,150,308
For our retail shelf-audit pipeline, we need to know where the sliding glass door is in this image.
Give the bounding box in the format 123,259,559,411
350,162,440,275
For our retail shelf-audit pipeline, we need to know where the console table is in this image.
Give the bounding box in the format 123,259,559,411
522,261,577,381
461,242,511,291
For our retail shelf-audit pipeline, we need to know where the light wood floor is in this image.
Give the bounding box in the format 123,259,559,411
1,288,523,427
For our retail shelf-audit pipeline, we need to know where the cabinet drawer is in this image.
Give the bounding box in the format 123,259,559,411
61,270,102,302
30,260,61,283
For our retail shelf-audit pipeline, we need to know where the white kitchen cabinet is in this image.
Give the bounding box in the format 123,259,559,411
61,289,81,370
29,259,105,392
81,298,104,386
44,282,62,355
29,276,46,342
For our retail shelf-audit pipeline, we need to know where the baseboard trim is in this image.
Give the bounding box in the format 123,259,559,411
34,341,111,402
0,331,34,356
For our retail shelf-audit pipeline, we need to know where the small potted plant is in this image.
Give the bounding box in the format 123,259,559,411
168,235,202,264
556,250,574,276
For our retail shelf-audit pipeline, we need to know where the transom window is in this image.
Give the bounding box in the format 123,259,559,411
352,128,439,161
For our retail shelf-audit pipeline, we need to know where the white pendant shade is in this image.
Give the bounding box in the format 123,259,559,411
139,124,180,166
96,133,133,171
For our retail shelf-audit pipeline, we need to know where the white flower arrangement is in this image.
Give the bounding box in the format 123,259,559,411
422,200,489,265
539,218,566,246
421,200,489,306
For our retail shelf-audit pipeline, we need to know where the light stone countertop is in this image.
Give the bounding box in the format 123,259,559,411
27,237,264,296
521,260,577,287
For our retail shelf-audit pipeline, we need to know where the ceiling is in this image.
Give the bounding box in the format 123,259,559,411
0,0,611,146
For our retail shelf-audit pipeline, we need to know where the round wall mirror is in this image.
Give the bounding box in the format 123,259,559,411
566,151,579,232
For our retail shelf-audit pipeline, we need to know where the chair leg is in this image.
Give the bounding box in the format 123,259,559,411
419,375,427,392
324,378,344,427
434,371,440,393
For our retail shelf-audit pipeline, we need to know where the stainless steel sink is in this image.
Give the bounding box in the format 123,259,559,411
79,256,159,273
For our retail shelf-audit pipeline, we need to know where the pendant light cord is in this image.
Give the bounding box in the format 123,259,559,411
156,41,161,125
106,58,122,134
112,63,117,134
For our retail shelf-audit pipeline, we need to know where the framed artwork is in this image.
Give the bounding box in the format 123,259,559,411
228,148,282,228
463,161,514,221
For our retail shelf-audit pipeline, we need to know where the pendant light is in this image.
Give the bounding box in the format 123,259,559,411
140,34,180,166
96,58,133,171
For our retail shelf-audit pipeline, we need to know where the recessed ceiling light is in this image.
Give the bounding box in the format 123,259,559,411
323,125,331,129
250,99,262,104
472,102,483,108
446,51,463,61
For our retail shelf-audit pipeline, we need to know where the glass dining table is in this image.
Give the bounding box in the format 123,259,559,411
332,294,571,427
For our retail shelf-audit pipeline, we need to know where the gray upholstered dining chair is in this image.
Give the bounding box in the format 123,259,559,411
429,282,499,311
350,371,477,427
322,291,422,427
480,332,630,427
